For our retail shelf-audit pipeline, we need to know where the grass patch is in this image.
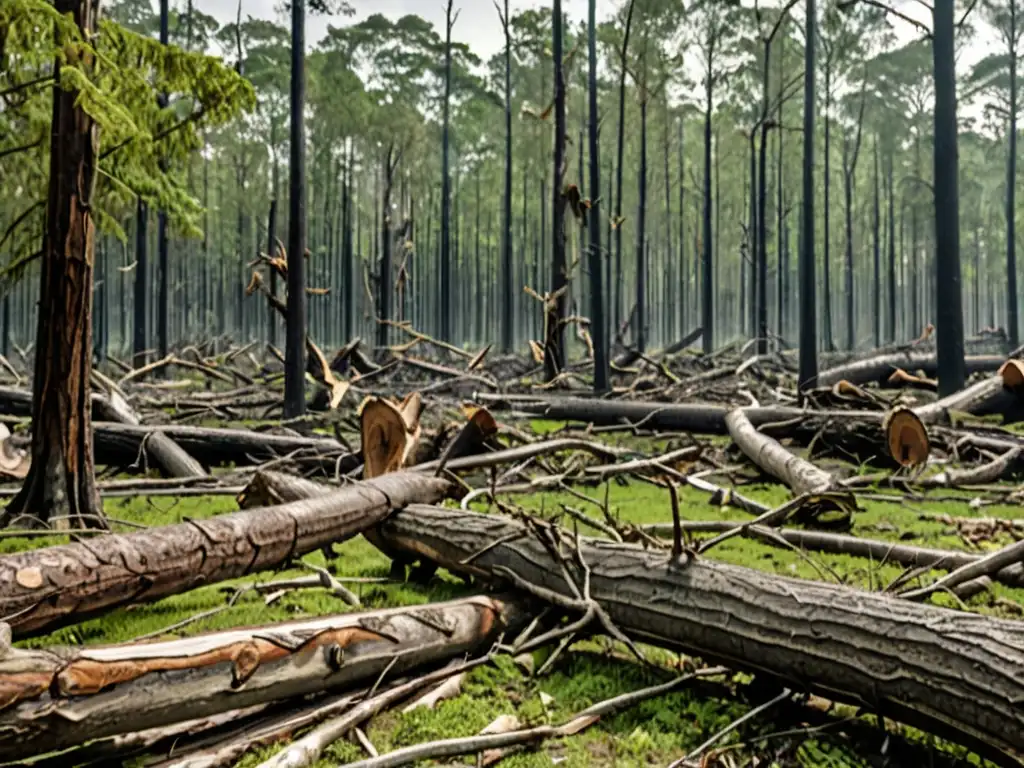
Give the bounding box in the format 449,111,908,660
6,434,1020,766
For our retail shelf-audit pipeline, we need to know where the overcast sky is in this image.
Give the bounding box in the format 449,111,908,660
190,0,992,115
196,0,619,61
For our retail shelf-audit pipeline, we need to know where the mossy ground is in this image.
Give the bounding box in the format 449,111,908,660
12,419,1024,767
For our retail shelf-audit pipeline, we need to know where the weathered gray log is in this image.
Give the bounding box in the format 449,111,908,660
0,595,525,761
373,505,1024,757
817,353,1005,388
0,472,449,638
725,408,837,497
638,521,1024,588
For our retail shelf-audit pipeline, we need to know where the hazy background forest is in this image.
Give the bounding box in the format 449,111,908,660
4,0,1018,367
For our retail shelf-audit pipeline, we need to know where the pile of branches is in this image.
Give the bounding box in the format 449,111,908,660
0,322,1022,766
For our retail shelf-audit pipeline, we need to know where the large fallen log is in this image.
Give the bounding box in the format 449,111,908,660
91,422,354,471
817,352,1005,388
0,595,525,761
372,505,1024,760
0,472,449,638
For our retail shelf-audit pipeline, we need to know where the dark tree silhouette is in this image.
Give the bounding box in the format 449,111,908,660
613,0,635,335
546,0,567,380
284,0,307,418
440,0,456,343
799,0,818,390
498,0,513,353
932,0,965,394
587,0,609,390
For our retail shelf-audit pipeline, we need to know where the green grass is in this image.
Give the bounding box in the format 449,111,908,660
9,428,1022,767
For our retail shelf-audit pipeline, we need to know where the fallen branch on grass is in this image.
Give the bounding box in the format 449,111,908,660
0,595,527,761
0,471,449,638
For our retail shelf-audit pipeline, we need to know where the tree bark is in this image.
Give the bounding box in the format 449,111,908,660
932,0,966,395
90,421,352,471
0,595,523,760
373,505,1024,758
3,0,104,530
817,352,1004,388
284,0,307,418
799,0,817,390
545,0,567,380
587,0,609,390
0,472,448,638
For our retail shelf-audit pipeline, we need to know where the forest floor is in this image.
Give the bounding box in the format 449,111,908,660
11,416,1023,768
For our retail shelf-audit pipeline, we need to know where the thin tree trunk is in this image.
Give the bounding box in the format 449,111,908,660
284,0,307,418
545,0,567,380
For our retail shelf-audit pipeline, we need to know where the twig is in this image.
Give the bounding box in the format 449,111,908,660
667,687,793,768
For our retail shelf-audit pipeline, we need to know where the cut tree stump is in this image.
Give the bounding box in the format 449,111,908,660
0,472,449,638
371,505,1024,759
0,595,526,761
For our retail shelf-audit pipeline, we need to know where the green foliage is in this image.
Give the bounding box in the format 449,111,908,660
0,0,254,284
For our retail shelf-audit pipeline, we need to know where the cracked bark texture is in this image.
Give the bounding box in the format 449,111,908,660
0,472,449,638
374,505,1024,757
0,595,524,760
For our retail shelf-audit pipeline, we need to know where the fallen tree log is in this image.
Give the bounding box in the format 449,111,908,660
817,352,1005,389
0,472,449,638
637,521,1024,589
91,422,354,471
725,408,842,499
372,505,1024,760
882,366,1024,465
92,383,207,479
0,595,526,761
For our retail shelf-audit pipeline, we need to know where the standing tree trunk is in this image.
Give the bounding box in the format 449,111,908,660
841,82,866,351
872,136,881,347
284,0,307,418
822,63,833,351
2,0,104,529
156,0,170,364
932,0,966,395
132,199,147,368
377,146,398,351
587,0,609,390
886,143,896,341
613,0,635,337
267,116,280,349
499,0,513,353
799,0,818,390
545,0,567,380
702,42,715,354
635,58,649,354
1007,4,1019,348
440,0,455,344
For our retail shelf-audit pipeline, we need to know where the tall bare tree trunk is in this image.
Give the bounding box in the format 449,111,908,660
2,0,104,530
